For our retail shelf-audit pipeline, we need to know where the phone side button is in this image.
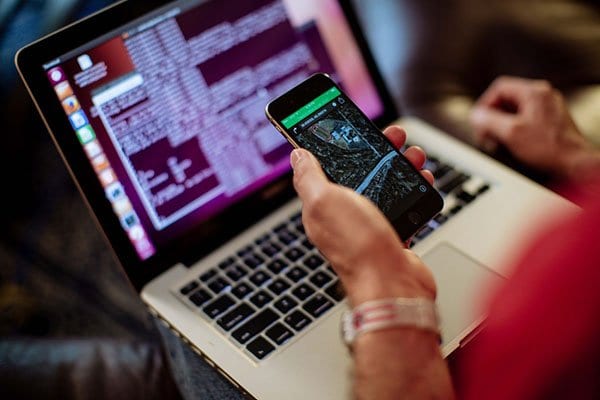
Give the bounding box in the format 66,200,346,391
408,212,422,225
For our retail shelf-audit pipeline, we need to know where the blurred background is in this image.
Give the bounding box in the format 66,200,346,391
1,0,599,399
354,0,600,149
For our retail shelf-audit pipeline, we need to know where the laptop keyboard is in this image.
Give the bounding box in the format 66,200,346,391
176,149,490,361
409,151,490,248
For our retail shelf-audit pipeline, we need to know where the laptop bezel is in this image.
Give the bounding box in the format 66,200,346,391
15,0,398,292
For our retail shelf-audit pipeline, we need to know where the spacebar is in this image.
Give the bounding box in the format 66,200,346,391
231,308,278,344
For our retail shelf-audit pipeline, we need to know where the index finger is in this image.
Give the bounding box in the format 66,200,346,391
383,125,407,150
290,149,330,205
477,76,535,108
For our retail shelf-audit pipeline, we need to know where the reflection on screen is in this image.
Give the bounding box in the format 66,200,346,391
44,0,384,259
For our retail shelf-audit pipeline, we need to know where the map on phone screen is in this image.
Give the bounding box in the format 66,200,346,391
286,87,426,214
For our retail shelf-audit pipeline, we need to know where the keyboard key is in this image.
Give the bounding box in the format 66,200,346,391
285,246,305,262
415,226,433,240
249,270,271,287
243,254,265,269
290,212,302,224
292,283,315,301
273,295,298,314
247,336,275,360
261,243,281,257
433,164,453,179
180,281,198,295
325,281,345,302
203,294,235,319
295,223,305,234
232,308,278,344
327,265,336,276
273,223,288,233
237,245,254,258
303,254,324,270
303,293,334,318
427,155,440,164
309,271,333,288
226,265,247,282
434,214,448,225
439,173,470,194
278,229,297,245
250,290,273,308
301,238,314,250
266,323,294,345
199,268,218,282
188,289,212,307
232,282,253,299
449,204,463,215
477,184,490,195
268,279,291,295
217,303,255,331
456,190,476,204
267,258,288,274
286,266,308,282
291,213,303,228
285,310,312,332
218,257,235,270
208,277,230,294
425,157,441,171
255,233,271,245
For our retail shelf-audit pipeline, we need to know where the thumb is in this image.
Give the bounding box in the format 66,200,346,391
290,149,330,204
470,106,518,144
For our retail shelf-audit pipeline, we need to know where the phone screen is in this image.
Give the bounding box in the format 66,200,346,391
281,86,430,219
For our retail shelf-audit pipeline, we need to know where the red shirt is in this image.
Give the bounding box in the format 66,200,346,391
459,185,600,399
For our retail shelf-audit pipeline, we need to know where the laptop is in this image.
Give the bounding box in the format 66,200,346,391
16,0,578,398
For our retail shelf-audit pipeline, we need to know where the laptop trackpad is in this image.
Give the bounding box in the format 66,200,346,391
421,243,505,347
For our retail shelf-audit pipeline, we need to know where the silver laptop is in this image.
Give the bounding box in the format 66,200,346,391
16,0,578,398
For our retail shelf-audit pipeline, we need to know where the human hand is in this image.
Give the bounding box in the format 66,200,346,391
470,76,598,180
290,125,436,306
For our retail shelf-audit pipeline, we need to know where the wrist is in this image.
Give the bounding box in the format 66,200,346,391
345,273,434,306
561,144,600,182
342,297,440,346
342,250,436,307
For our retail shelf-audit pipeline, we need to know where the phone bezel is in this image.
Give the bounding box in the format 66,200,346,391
266,73,443,240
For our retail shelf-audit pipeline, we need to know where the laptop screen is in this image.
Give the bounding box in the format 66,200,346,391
42,0,386,261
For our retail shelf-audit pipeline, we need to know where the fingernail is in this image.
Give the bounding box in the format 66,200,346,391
290,149,304,169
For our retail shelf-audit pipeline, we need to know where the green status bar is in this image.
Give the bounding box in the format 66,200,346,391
281,86,341,129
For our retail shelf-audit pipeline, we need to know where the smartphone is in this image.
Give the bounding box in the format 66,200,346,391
265,73,443,240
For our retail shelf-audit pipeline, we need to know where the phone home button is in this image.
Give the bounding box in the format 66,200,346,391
408,212,422,225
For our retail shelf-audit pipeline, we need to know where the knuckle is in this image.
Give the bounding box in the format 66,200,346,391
495,75,510,86
303,186,330,219
507,120,525,139
551,88,564,104
532,80,553,97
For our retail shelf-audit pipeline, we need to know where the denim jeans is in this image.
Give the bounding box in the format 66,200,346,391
155,319,245,400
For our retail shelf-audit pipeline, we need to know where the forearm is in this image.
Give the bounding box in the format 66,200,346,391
563,146,600,183
352,327,455,400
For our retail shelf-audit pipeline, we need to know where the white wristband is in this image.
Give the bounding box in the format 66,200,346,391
341,298,440,345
